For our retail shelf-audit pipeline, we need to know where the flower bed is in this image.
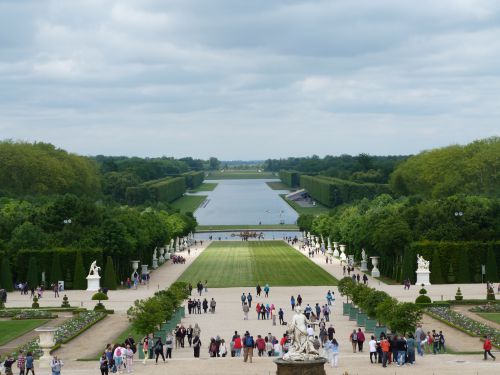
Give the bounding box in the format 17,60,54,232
0,309,57,319
470,304,500,313
426,307,500,347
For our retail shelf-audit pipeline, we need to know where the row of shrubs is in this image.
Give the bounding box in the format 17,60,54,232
126,176,187,205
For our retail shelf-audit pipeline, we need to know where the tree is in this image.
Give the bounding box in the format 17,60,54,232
50,253,63,285
430,249,444,284
103,256,118,290
208,157,220,171
485,247,499,282
127,297,165,335
387,303,422,335
26,257,39,288
73,252,87,290
92,291,109,311
337,277,356,303
0,257,14,291
361,290,391,318
297,214,314,232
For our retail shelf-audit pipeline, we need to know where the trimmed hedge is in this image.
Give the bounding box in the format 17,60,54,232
184,171,204,189
15,248,103,289
299,175,390,207
279,170,300,187
126,176,187,205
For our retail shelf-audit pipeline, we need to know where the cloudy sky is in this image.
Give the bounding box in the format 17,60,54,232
0,0,499,159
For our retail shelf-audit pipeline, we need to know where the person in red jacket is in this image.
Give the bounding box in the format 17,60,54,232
233,333,242,357
357,328,366,352
483,335,496,360
256,303,261,320
256,335,266,356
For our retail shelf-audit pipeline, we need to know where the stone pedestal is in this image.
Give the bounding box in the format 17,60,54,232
360,260,368,271
274,358,327,375
86,275,100,291
152,258,158,269
416,270,431,286
370,256,380,278
35,327,56,368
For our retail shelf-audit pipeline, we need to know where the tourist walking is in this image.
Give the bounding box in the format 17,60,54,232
381,336,390,367
407,333,416,365
210,298,216,313
349,329,358,353
233,332,242,357
243,331,254,363
193,323,201,338
330,339,339,368
241,293,246,306
247,292,253,307
125,345,134,373
187,325,193,347
50,356,63,375
290,296,295,311
242,302,249,319
415,324,425,356
256,284,261,296
99,354,109,375
369,335,377,363
483,336,496,360
297,294,302,306
165,333,173,358
264,284,270,297
154,338,165,364
17,350,26,375
193,336,202,358
142,337,148,364
278,308,284,325
219,339,228,357
357,328,365,352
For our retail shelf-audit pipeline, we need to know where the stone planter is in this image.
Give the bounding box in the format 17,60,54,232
342,302,352,316
357,312,367,326
365,318,377,332
349,307,358,321
35,327,56,368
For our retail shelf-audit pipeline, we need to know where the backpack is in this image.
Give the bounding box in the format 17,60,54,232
245,336,254,347
115,348,121,356
351,333,358,341
420,332,426,341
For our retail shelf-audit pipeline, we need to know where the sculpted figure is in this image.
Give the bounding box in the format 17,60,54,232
417,254,430,271
88,260,101,277
283,306,319,361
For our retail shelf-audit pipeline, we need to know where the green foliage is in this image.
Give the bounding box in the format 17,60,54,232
390,137,500,198
387,302,423,335
73,252,87,290
279,170,300,187
455,287,463,301
0,140,100,197
486,247,499,282
487,285,496,301
430,249,445,284
92,292,108,301
415,295,432,303
338,277,356,302
26,257,39,288
126,176,186,205
360,290,392,318
50,253,63,285
102,256,117,290
183,171,204,189
0,257,13,291
297,214,314,231
61,294,71,308
32,296,39,309
300,175,390,207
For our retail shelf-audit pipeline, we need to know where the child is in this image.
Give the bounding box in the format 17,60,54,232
25,352,35,375
3,356,16,375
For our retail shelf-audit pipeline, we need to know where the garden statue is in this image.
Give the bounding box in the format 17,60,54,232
360,248,368,271
361,248,367,262
86,260,101,291
417,254,430,271
283,306,319,361
415,254,431,286
87,260,101,277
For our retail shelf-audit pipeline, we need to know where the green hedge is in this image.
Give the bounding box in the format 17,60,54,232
404,241,500,284
279,170,300,187
15,248,103,289
299,175,390,207
183,171,205,189
126,176,187,205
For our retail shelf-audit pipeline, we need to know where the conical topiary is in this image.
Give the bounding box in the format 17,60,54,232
0,256,14,292
457,251,471,283
455,287,463,301
26,257,39,288
415,284,431,304
72,252,87,290
447,263,456,283
61,294,70,308
32,296,40,309
102,256,117,290
487,284,496,301
50,253,63,285
485,248,499,282
430,249,444,284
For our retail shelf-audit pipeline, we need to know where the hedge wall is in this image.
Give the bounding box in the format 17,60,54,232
183,171,204,189
403,241,500,284
299,175,390,207
15,248,103,289
126,176,187,205
279,171,300,187
125,186,151,205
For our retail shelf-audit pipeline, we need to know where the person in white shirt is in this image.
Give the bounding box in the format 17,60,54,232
273,342,282,357
219,339,228,357
125,344,134,373
306,325,314,337
368,335,377,363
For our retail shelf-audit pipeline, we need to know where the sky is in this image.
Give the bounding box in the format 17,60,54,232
0,0,499,160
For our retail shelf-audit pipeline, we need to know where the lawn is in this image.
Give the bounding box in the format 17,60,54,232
205,171,276,179
178,241,338,287
279,195,331,215
477,313,500,325
188,183,218,192
0,319,49,345
266,181,291,190
196,224,299,231
170,195,207,214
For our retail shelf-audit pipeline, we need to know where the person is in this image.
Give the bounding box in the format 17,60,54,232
357,328,365,352
330,338,339,368
278,308,284,325
327,324,335,341
396,335,406,366
432,330,440,354
154,338,165,364
381,336,390,367
349,329,358,353
49,356,63,375
17,350,26,375
165,333,173,358
219,339,228,357
363,274,368,284
438,331,446,353
241,293,246,306
247,292,253,308
204,280,208,293
369,335,377,364
233,333,242,357
3,355,16,375
290,296,295,311
142,337,148,365
25,352,34,375
187,325,193,347
147,335,154,359
407,333,416,365
193,336,202,358
256,284,261,296
483,335,496,360
99,354,108,375
210,298,216,313
202,298,208,313
209,338,217,357
415,324,425,357
243,331,254,363
242,302,250,320
125,344,134,373
264,284,270,297
256,335,266,356
297,294,302,306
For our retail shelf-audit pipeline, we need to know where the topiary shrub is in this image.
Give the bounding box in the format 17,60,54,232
415,295,432,303
92,291,109,311
61,294,71,308
32,296,40,309
486,285,496,301
455,287,463,301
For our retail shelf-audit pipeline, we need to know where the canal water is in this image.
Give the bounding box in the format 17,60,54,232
192,179,298,226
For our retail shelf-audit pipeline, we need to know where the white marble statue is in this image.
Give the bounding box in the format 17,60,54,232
361,248,367,262
153,247,158,260
282,306,319,361
416,254,430,271
87,261,101,277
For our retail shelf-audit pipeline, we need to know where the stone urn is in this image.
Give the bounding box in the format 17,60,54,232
370,256,380,277
333,242,339,257
35,327,57,368
339,244,347,262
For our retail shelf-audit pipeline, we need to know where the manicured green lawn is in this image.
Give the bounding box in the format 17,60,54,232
477,313,500,324
206,171,276,179
170,195,207,214
266,181,291,190
196,224,299,231
188,183,218,192
178,241,338,287
279,195,331,215
0,319,49,345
